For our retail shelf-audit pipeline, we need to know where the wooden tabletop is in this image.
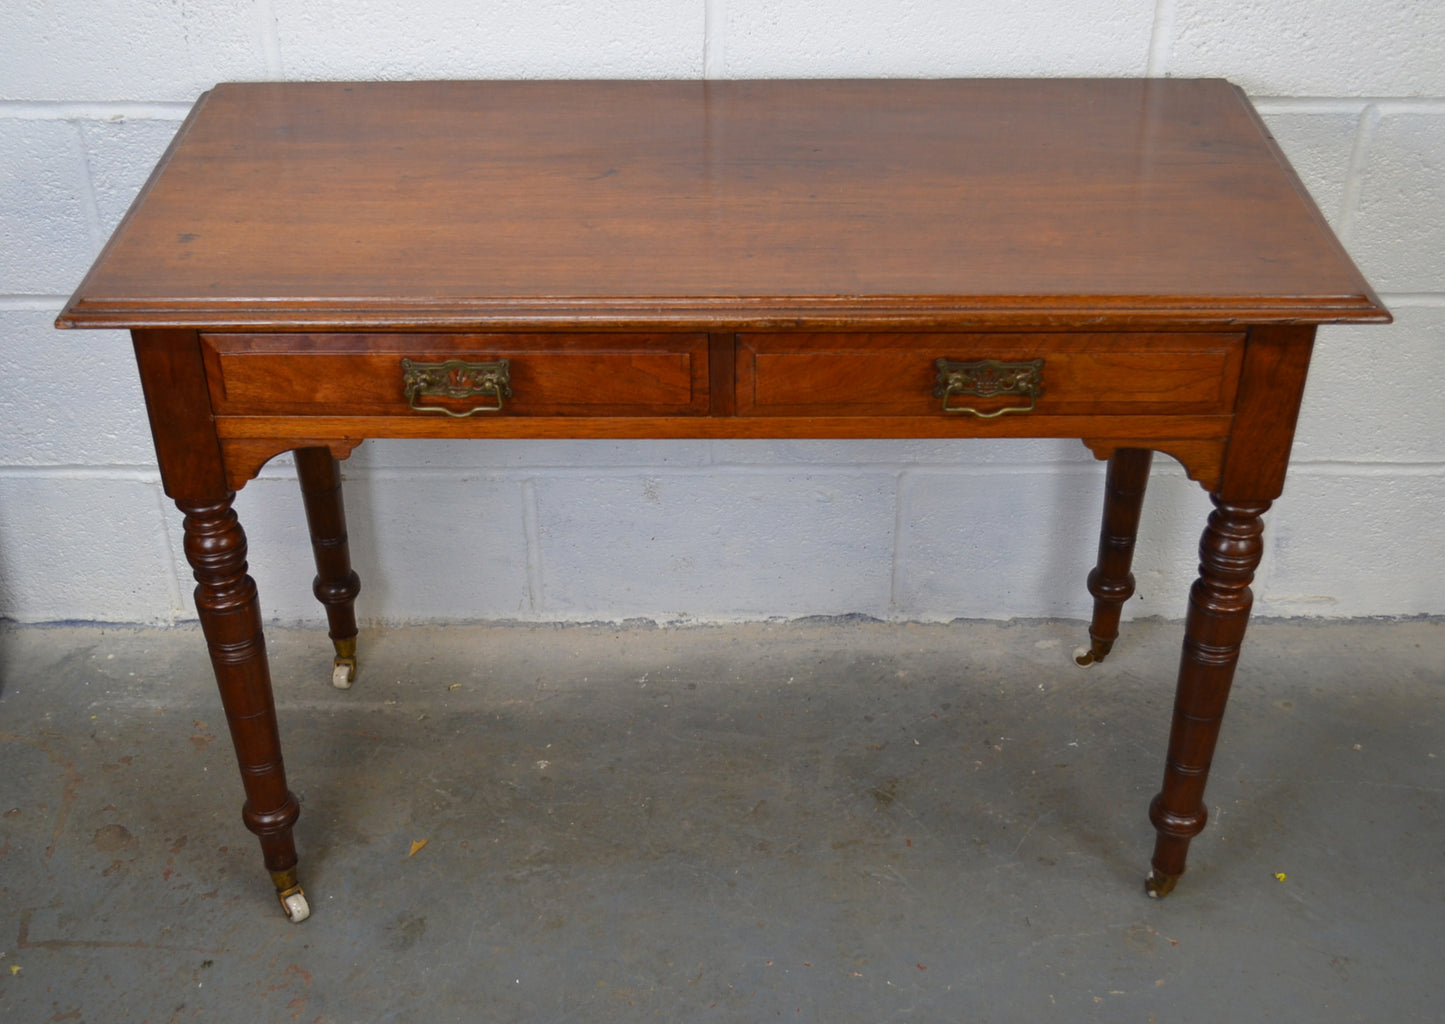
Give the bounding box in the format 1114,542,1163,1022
59,79,1387,331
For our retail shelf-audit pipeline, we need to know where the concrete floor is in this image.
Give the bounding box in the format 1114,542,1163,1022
0,617,1440,1023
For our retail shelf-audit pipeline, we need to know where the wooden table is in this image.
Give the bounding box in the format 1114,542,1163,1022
58,79,1388,921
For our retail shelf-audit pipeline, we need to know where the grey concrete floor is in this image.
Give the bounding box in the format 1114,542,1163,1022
0,617,1441,1023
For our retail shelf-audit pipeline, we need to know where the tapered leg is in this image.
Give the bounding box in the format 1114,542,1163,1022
180,494,308,920
1145,496,1269,897
1077,448,1153,666
294,447,362,689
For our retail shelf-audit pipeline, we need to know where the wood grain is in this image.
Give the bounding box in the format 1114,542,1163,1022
736,332,1244,416
202,332,709,416
59,80,1387,332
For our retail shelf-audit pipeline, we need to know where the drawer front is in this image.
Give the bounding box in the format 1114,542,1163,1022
202,333,710,417
735,333,1246,418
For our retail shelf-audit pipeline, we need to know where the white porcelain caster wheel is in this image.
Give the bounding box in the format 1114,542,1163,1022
1073,645,1097,668
281,890,311,922
332,658,356,689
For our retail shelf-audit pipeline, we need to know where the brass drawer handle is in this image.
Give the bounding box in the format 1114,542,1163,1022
401,358,512,416
933,357,1044,417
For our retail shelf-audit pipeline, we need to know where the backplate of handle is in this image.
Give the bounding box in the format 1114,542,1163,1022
933,357,1044,417
401,357,512,416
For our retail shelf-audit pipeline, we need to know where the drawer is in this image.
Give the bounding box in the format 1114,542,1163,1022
201,333,710,417
735,333,1246,418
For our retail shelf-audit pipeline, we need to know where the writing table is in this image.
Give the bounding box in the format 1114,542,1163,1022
58,79,1389,921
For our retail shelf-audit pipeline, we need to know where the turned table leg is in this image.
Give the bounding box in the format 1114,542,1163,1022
1145,496,1269,897
179,495,309,922
1078,448,1153,666
294,447,362,689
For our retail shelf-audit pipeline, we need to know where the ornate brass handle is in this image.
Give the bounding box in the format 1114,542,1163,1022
401,358,512,416
933,357,1044,417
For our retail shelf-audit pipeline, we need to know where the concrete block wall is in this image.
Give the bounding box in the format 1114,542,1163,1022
1,0,1441,626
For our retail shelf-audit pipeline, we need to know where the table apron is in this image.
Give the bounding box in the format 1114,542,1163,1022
212,412,1234,442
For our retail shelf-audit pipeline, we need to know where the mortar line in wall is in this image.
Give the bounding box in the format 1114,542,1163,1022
703,0,725,80
254,0,285,77
1375,98,1445,114
880,462,1115,479
329,462,1103,482
0,101,192,120
1144,0,1176,77
1337,103,1381,244
1285,461,1445,477
1252,98,1370,115
888,468,910,617
1252,519,1279,608
151,481,188,622
1251,97,1445,113
0,466,161,481
521,477,544,616
0,295,66,310
1377,292,1445,307
67,123,105,253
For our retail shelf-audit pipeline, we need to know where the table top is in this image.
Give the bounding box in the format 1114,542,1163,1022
59,78,1387,332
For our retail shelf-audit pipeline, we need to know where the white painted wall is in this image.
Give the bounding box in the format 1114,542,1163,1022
1,1,1441,626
